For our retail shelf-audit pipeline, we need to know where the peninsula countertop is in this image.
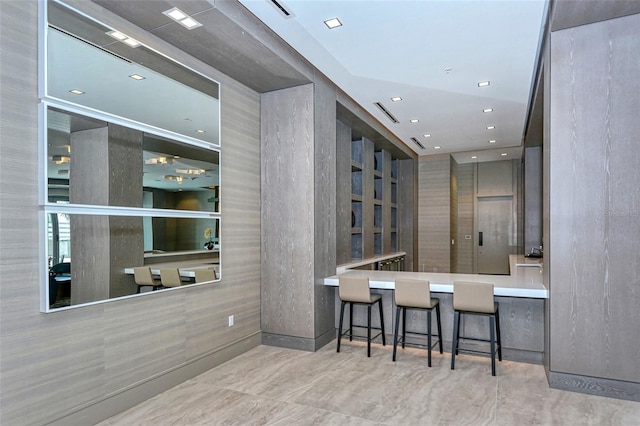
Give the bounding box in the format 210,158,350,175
324,266,547,299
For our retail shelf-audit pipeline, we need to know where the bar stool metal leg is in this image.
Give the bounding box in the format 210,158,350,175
401,306,407,349
427,308,432,367
337,301,346,353
435,303,443,354
451,311,460,370
490,315,496,376
393,306,402,361
367,305,372,357
496,304,502,361
349,303,354,342
378,298,386,346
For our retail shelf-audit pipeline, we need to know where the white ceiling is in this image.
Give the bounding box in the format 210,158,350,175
238,0,548,160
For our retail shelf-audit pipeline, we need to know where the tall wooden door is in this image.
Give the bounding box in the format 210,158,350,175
477,196,512,274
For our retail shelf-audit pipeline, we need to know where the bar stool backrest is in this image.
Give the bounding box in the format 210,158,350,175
453,281,495,313
160,268,182,287
133,267,155,286
394,279,432,308
339,276,372,303
195,269,217,282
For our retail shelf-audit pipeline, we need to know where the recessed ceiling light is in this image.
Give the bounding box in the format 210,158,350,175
487,126,495,130
324,17,342,29
122,37,141,48
165,7,187,21
163,7,202,30
180,17,202,29
471,156,478,159
501,153,508,156
489,140,496,144
106,30,127,41
129,74,145,80
391,96,402,102
434,146,441,150
107,30,140,47
69,89,84,95
410,119,419,124
423,134,431,138
478,81,490,87
483,108,493,113
196,129,206,133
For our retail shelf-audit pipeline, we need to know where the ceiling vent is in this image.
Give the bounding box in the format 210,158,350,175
374,102,399,124
410,137,425,149
269,0,292,17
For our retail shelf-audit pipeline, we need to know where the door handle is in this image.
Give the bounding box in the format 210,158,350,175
479,232,483,246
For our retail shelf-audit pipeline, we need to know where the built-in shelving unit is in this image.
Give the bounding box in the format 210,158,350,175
348,137,401,259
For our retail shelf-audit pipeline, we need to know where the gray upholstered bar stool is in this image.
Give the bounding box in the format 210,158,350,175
451,281,502,376
337,276,386,357
392,278,442,366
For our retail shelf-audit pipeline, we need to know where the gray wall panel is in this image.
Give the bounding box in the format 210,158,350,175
261,84,315,339
549,13,640,383
336,120,352,265
313,73,337,341
418,154,451,272
0,1,262,424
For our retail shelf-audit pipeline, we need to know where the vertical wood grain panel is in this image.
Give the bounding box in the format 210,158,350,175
524,146,543,253
336,120,351,265
456,163,474,273
313,73,337,342
261,84,315,339
0,2,262,424
450,158,458,271
418,154,451,272
550,12,640,383
398,159,416,270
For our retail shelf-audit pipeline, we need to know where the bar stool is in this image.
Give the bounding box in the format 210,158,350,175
133,267,162,293
159,268,183,288
195,269,217,283
393,279,442,366
337,276,386,357
451,281,502,376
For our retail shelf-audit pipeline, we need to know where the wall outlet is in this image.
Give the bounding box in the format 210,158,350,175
228,315,234,327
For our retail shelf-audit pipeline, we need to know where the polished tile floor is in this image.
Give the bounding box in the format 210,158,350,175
99,342,640,425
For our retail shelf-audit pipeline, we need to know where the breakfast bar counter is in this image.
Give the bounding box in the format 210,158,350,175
324,266,546,298
324,259,546,363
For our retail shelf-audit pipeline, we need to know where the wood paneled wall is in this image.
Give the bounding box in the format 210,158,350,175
548,12,640,395
312,72,337,346
524,147,542,253
260,77,338,350
418,154,451,272
336,120,352,265
261,84,315,344
0,1,262,424
455,163,474,273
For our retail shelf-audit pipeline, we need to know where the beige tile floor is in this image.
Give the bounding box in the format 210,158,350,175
99,342,640,425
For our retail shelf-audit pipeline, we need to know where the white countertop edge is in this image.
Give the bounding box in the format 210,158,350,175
324,273,548,299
